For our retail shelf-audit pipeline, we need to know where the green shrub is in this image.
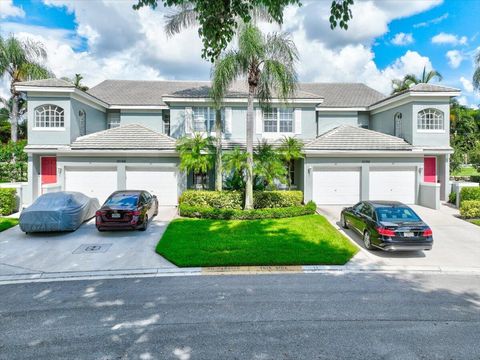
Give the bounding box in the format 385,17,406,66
179,190,243,209
470,175,480,183
253,190,303,208
179,201,317,220
0,188,16,215
448,191,457,204
460,187,480,204
459,200,480,219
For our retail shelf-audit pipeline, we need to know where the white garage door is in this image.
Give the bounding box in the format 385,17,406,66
312,168,361,205
64,167,117,204
126,168,178,206
369,168,416,204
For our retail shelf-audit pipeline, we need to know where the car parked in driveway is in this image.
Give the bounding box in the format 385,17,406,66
340,201,433,252
96,190,158,231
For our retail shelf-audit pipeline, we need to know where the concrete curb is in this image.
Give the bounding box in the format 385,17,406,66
1,265,479,285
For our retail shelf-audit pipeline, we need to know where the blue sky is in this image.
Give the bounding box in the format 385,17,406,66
1,0,479,106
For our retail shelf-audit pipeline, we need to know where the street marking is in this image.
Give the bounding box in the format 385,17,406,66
202,265,303,275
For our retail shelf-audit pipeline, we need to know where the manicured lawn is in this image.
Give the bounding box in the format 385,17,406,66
0,217,19,232
469,219,480,227
156,215,358,267
452,166,480,177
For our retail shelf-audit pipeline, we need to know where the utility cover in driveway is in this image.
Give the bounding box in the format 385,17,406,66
73,244,112,254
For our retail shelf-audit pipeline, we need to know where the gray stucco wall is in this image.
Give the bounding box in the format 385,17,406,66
303,156,424,203
317,111,361,136
70,98,106,140
371,103,413,143
120,111,163,132
412,101,450,147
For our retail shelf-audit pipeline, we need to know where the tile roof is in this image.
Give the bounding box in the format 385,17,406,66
305,125,414,151
15,78,74,88
71,124,176,150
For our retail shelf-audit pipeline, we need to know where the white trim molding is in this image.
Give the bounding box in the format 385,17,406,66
162,96,324,106
369,91,461,114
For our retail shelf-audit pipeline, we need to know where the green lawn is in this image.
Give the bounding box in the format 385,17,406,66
452,166,480,177
469,219,480,227
156,215,358,267
0,217,19,232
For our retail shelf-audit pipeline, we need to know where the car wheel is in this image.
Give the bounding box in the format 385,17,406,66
139,215,148,231
341,214,348,229
363,231,375,250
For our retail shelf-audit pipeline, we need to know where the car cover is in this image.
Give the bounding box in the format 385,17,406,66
19,192,100,233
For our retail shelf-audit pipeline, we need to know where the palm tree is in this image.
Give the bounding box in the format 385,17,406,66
176,132,214,190
391,66,443,94
62,73,89,91
0,35,51,142
279,136,303,190
164,3,275,192
473,51,480,91
223,146,248,190
211,23,298,209
254,140,287,190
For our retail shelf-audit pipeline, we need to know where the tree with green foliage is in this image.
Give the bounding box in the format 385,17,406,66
176,132,214,189
223,146,248,190
0,35,51,142
470,141,480,172
474,50,480,91
211,23,298,209
391,66,443,94
278,136,303,189
254,140,287,190
133,0,354,62
61,73,89,91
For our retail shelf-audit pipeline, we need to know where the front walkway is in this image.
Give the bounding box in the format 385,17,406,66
0,207,178,278
317,204,480,270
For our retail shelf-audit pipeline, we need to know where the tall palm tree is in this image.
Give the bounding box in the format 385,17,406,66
473,51,480,91
391,66,443,94
176,132,214,190
62,73,89,91
164,3,275,192
279,136,303,190
211,23,298,209
0,35,51,142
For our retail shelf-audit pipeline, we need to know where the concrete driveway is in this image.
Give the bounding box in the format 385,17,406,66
318,204,480,270
0,207,177,277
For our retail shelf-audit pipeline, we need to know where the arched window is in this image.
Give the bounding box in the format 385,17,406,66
417,108,444,131
78,109,86,136
34,105,65,128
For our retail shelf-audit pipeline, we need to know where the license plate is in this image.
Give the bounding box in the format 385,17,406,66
403,232,414,237
111,213,121,219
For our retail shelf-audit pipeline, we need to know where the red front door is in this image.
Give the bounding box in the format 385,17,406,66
41,157,57,185
424,157,437,183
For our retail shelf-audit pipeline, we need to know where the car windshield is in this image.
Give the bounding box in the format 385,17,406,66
104,194,138,207
376,207,421,223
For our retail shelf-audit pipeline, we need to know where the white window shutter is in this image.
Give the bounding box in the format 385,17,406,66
225,107,232,134
255,108,263,135
294,108,302,134
185,107,193,134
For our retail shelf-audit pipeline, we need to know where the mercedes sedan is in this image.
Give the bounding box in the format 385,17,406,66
340,201,433,252
96,190,158,231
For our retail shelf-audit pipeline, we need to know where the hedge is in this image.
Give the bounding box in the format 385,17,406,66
179,190,305,209
460,187,480,205
179,201,317,220
459,200,480,219
448,191,456,204
0,188,16,216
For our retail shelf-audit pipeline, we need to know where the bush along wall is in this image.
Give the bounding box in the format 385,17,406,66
459,200,480,219
0,188,16,215
459,187,480,205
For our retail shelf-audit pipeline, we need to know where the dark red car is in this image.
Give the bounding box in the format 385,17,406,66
96,190,158,231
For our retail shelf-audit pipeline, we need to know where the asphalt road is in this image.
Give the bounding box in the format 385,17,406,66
1,273,480,360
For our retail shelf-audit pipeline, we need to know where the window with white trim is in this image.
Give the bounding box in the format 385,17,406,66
417,108,444,130
192,107,223,132
79,109,86,136
107,111,120,129
263,108,293,133
34,105,64,128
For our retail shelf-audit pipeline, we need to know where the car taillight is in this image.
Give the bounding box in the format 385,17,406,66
96,210,105,216
377,227,396,237
126,210,141,216
423,228,433,237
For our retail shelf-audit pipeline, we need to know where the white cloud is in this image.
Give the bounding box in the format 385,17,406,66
432,32,468,46
457,96,468,106
0,0,25,19
460,77,474,93
446,50,464,69
391,33,414,46
413,13,448,28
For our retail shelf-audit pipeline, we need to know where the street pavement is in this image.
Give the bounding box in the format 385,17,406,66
1,272,479,359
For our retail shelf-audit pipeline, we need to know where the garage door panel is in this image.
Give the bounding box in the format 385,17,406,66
126,168,178,206
64,167,117,204
369,168,416,204
312,169,361,205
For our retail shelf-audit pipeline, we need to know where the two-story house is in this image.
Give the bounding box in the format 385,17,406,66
16,78,460,207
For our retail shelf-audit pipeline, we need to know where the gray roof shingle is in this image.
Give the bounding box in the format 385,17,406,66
305,125,413,151
15,78,74,88
71,124,176,150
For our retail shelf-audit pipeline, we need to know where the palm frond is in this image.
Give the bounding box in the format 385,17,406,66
210,51,243,107
164,3,198,37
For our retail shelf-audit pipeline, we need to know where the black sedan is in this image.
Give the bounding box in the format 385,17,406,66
96,190,158,231
340,201,433,252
